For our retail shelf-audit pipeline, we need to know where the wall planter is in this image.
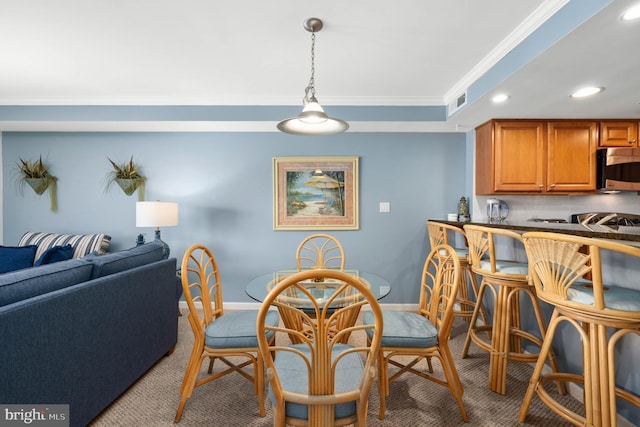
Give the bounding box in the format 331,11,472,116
16,157,58,212
105,157,146,201
25,177,50,195
115,178,145,197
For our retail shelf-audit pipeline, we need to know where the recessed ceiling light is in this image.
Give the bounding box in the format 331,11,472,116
570,86,604,98
491,94,510,103
621,4,640,21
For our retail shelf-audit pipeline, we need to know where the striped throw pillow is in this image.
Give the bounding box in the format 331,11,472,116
18,232,111,261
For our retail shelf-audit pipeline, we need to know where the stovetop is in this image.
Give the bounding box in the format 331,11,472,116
527,218,568,224
570,212,640,227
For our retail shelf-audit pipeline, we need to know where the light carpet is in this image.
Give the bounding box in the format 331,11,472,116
90,315,582,426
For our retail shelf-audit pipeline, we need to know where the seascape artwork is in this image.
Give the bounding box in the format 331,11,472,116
273,156,358,230
286,170,345,217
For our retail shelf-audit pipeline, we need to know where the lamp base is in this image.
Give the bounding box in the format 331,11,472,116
154,229,170,259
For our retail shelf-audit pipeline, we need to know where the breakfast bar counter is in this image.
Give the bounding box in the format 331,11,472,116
437,219,640,243
430,218,640,424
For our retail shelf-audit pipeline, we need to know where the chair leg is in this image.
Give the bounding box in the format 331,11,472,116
457,271,473,319
175,353,203,423
488,284,510,394
256,354,266,417
461,279,490,358
518,314,556,422
377,349,388,420
527,289,566,395
466,266,489,327
175,399,188,424
439,344,469,422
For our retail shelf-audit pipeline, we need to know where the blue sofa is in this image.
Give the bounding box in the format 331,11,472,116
0,241,180,427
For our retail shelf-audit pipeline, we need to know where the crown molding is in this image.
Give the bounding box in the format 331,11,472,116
443,0,570,105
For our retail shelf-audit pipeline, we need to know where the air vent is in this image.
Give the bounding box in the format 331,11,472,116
448,91,467,117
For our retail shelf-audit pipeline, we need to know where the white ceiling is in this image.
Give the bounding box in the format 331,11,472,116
0,0,639,132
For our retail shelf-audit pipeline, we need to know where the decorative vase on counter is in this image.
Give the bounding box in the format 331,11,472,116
458,196,470,222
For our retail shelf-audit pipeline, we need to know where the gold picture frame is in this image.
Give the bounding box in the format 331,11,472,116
273,156,359,230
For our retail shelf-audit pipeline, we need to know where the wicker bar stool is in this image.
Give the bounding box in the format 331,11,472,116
520,232,640,426
461,224,565,395
427,221,486,324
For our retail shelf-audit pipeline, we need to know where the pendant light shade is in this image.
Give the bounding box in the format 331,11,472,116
277,18,349,136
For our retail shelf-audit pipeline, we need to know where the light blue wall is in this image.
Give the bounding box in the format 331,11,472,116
2,131,466,304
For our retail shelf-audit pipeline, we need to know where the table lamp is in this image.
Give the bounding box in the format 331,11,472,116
136,201,178,259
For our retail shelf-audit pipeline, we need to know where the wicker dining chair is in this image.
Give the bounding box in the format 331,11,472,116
427,220,487,323
256,268,383,427
175,244,279,423
520,232,640,426
296,233,345,271
364,243,468,422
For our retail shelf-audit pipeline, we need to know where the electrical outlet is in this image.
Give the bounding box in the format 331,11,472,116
379,202,390,213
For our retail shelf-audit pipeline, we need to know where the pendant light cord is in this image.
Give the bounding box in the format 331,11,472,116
304,32,317,103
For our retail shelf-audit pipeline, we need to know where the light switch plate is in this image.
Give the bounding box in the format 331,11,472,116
379,202,390,213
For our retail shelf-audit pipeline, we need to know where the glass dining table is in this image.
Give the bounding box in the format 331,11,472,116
245,269,391,304
245,269,391,343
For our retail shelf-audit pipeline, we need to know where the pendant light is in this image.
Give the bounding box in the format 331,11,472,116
277,18,349,136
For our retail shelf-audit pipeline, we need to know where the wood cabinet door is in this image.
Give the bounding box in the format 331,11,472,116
599,121,638,147
547,121,597,192
493,121,545,192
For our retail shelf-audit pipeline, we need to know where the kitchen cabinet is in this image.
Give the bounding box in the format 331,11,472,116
598,121,638,147
475,120,597,195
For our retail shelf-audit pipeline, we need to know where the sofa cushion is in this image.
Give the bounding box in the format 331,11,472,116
0,258,93,307
86,242,164,279
0,245,38,274
34,244,74,266
18,231,111,261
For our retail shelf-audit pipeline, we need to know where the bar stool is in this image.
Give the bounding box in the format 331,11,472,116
461,224,565,395
427,221,486,324
520,232,640,426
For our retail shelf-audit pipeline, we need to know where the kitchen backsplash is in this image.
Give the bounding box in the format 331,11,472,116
471,192,640,223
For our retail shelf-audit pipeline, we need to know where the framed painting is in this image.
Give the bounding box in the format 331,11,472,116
273,156,359,230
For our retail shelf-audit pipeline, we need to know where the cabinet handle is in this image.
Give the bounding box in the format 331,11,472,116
550,184,556,188
538,184,544,188
630,139,637,144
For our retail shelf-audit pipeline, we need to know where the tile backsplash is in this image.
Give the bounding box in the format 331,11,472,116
471,192,640,223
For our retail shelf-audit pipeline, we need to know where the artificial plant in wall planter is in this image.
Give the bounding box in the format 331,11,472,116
16,156,58,211
105,157,146,201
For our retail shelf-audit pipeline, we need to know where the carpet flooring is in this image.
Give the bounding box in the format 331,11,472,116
90,314,584,426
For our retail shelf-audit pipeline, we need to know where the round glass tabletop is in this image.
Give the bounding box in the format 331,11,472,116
245,269,391,303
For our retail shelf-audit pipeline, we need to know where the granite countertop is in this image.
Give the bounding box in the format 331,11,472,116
434,219,640,243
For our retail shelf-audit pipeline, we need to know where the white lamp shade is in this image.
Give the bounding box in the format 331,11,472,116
136,201,179,228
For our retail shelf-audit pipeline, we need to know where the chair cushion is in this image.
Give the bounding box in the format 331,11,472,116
363,310,438,348
566,283,640,312
0,245,37,274
479,259,528,275
205,309,279,348
270,343,362,420
34,244,74,266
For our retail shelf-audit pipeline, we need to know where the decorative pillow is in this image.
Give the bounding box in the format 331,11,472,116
0,245,38,274
18,232,111,260
34,244,74,266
